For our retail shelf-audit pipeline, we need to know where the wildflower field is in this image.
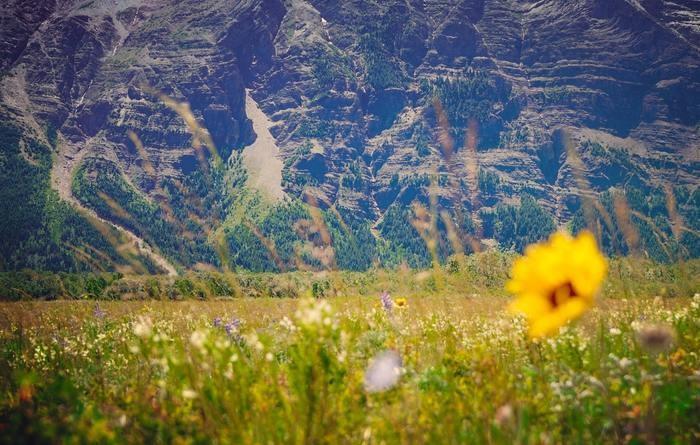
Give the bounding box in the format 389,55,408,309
1,290,699,443
1,234,699,444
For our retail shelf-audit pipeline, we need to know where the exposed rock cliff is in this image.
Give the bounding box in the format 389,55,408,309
1,0,698,271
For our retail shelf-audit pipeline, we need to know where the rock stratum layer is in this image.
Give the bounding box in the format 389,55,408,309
1,0,698,272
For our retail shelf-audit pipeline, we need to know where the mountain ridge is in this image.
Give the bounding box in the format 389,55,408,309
1,0,698,273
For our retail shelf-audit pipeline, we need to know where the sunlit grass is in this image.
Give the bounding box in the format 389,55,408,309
1,293,698,444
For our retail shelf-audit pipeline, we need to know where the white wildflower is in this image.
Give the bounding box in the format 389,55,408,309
190,330,207,350
295,298,333,328
133,316,153,338
588,376,605,390
337,350,347,363
280,316,297,332
364,350,402,393
182,388,197,399
579,389,593,398
619,357,633,369
493,404,514,427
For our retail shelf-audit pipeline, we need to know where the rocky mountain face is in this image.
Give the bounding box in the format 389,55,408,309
1,0,698,273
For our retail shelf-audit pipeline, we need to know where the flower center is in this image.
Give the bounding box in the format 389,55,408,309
549,282,577,308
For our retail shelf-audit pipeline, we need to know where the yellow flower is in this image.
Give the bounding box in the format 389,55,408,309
507,231,607,338
395,298,408,308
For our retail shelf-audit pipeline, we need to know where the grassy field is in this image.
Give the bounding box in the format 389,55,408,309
1,253,698,302
1,291,699,444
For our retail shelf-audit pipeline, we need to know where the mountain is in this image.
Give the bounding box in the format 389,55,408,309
1,0,698,274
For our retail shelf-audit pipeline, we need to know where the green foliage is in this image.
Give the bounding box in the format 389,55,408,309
458,250,517,289
1,253,697,301
226,222,277,272
177,163,230,222
389,174,399,189
377,203,474,268
293,118,338,139
45,123,58,148
358,32,404,90
224,199,309,272
421,71,505,128
260,200,311,265
571,185,699,262
482,194,556,252
410,122,433,158
377,204,430,268
477,169,500,195
310,46,354,89
499,124,529,147
73,158,217,268
325,209,377,271
340,160,365,191
580,141,643,179
4,114,696,278
311,279,331,298
0,122,125,272
224,197,378,272
0,271,122,300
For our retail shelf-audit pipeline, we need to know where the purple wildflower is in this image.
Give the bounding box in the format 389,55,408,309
212,317,223,328
93,303,106,320
224,318,241,337
380,291,393,312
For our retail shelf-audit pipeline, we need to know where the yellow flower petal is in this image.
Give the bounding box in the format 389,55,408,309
506,230,607,339
529,299,590,338
508,294,550,319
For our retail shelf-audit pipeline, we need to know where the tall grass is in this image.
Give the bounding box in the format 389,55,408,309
1,295,698,443
1,254,697,301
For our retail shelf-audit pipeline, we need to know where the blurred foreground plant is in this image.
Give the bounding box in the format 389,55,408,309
507,231,608,337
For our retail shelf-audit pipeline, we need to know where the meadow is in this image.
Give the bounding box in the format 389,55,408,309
1,4,697,443
1,251,699,444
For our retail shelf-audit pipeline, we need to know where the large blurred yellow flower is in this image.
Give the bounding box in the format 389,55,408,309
507,231,607,338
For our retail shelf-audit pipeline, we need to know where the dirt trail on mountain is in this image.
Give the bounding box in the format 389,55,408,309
50,143,178,276
241,90,286,202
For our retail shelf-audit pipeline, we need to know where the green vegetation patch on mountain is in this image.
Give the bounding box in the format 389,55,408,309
310,45,355,89
72,157,218,269
222,192,377,272
377,202,477,269
0,122,127,272
420,71,519,147
481,194,557,253
358,31,405,91
572,185,700,262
